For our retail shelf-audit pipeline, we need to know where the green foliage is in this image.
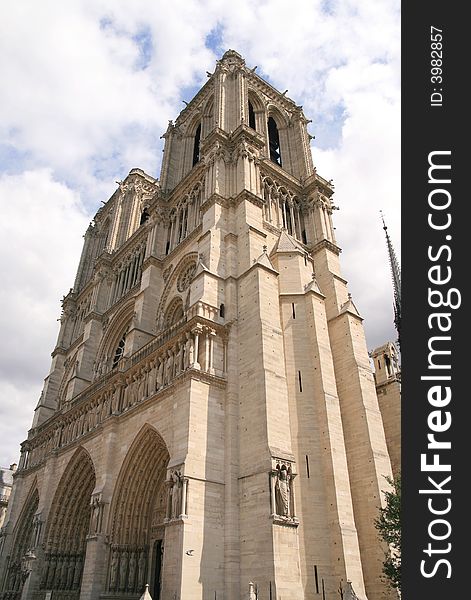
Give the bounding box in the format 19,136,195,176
375,473,401,591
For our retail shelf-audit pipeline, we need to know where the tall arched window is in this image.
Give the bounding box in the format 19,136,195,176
192,123,201,167
112,333,126,369
248,101,256,130
268,117,282,166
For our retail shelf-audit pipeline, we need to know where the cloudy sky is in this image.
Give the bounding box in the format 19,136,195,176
0,0,400,467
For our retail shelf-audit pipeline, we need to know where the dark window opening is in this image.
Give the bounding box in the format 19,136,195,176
286,208,293,235
219,303,225,318
301,229,307,244
192,123,201,167
112,334,126,369
314,565,319,594
298,370,303,392
268,116,282,166
248,101,256,130
140,207,150,225
292,303,296,319
305,455,310,478
165,240,170,255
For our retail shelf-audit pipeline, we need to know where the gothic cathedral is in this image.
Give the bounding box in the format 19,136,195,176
0,51,400,600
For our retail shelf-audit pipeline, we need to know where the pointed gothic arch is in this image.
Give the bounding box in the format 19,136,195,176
41,448,96,593
94,301,134,377
164,297,185,329
156,252,198,330
107,425,170,596
247,89,265,132
202,95,215,138
2,485,39,594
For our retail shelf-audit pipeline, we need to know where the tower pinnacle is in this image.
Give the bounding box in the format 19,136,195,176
381,211,401,350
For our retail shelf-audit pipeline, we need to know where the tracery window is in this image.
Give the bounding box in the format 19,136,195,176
262,176,305,242
112,333,126,369
177,262,197,292
165,181,203,254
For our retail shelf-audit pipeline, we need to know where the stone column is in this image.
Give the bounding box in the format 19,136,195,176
190,327,202,369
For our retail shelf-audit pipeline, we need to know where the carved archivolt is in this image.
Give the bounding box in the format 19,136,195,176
3,486,39,594
108,426,169,594
41,447,96,591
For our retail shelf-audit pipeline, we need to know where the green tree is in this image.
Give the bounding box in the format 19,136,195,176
375,473,401,591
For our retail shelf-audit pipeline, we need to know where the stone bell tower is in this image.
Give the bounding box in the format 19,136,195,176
1,50,395,600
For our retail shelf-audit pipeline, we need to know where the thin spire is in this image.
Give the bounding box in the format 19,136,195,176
380,211,401,350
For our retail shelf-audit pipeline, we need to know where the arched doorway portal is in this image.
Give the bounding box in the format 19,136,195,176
108,426,169,600
40,448,96,594
2,487,39,595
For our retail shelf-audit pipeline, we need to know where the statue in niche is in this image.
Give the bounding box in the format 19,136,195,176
275,464,291,517
60,555,69,588
111,383,121,413
127,550,136,591
165,350,174,385
122,375,132,409
119,550,128,590
137,368,146,400
147,360,156,395
73,555,82,589
130,373,139,405
67,555,75,589
47,555,57,588
137,549,146,590
171,471,182,518
109,549,119,590
175,343,183,375
156,357,163,389
90,495,102,534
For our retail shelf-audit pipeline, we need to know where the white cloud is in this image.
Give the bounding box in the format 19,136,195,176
0,169,90,465
0,0,400,465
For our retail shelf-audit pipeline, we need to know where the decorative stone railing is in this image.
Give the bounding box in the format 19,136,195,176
18,309,228,474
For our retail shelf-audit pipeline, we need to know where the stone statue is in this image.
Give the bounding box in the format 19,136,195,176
166,350,174,384
109,549,119,590
128,550,137,591
147,360,156,395
112,383,121,413
156,357,163,389
171,471,182,518
137,369,146,401
275,464,290,517
67,555,75,589
73,555,82,589
137,548,146,590
119,550,128,590
90,495,101,534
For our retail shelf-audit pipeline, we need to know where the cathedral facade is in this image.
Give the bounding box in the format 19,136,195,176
0,51,399,600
